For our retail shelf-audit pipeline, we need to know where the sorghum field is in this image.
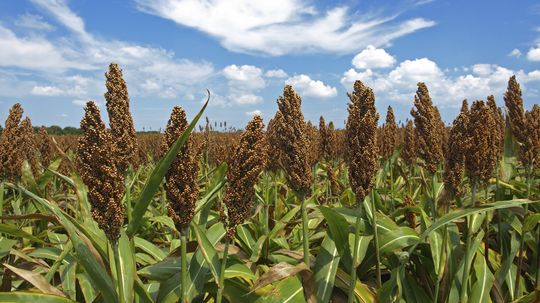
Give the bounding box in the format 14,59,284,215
0,64,539,303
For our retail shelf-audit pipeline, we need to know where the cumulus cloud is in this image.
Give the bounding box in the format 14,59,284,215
230,93,263,105
265,69,288,78
245,109,262,116
31,85,64,96
527,46,540,61
341,55,540,108
509,48,522,58
223,64,265,90
286,74,337,98
352,45,396,69
135,0,435,56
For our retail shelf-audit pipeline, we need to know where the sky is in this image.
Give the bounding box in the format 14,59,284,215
0,0,539,130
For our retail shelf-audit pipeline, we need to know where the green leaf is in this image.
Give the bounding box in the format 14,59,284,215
114,230,135,303
0,238,17,259
224,263,256,280
319,206,349,257
192,222,221,286
127,95,209,237
470,251,495,303
314,235,340,303
17,186,118,303
3,263,66,297
0,223,45,244
0,292,75,302
134,237,166,261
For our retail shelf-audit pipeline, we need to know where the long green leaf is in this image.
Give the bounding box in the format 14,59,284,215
315,235,341,303
192,222,221,286
0,292,75,303
127,95,209,237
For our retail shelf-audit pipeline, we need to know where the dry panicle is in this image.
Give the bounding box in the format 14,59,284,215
275,85,313,196
266,112,284,172
403,196,416,229
487,95,505,154
327,121,337,159
306,121,320,167
162,106,200,232
402,120,416,166
0,103,24,181
105,63,139,172
222,115,267,238
443,100,469,198
76,101,124,241
503,76,540,168
326,164,342,196
319,116,337,161
464,100,499,186
382,106,397,159
346,80,379,203
410,82,443,175
38,126,55,169
19,117,38,175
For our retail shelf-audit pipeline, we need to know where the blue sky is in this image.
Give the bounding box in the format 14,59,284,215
0,0,539,130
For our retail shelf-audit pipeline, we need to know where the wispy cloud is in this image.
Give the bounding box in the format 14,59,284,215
134,0,435,56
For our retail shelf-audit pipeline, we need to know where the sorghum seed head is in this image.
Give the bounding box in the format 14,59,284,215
0,103,24,181
402,120,416,166
443,100,469,198
382,106,397,159
105,63,139,172
266,112,283,172
162,106,200,232
77,101,124,241
346,80,379,204
223,115,267,238
275,85,312,196
410,82,443,175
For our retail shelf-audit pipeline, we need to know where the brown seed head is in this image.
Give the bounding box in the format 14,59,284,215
76,101,124,241
0,103,24,181
521,105,540,167
38,127,55,168
345,80,379,203
443,100,469,198
223,115,267,238
487,95,505,155
275,85,313,196
266,112,284,172
19,117,38,175
410,82,443,174
504,76,527,144
382,106,397,159
306,121,320,167
402,120,416,166
162,106,200,232
465,100,499,186
105,63,139,172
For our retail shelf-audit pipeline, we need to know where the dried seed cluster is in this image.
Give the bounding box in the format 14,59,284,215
346,80,379,203
275,85,312,196
161,106,200,232
443,100,469,197
382,106,397,160
411,83,443,175
76,101,124,241
402,120,416,166
105,63,139,172
222,115,267,238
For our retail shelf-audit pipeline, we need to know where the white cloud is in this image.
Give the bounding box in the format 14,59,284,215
31,85,64,96
231,93,263,105
509,48,522,58
352,45,396,69
223,64,265,90
135,0,435,56
341,55,540,108
245,109,262,116
72,99,88,107
286,74,337,98
527,46,540,61
265,69,288,78
15,14,55,31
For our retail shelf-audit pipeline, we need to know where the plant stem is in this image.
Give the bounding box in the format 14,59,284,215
434,202,449,303
181,231,188,303
460,182,477,303
371,190,382,288
348,205,362,303
216,237,230,303
389,159,395,212
301,194,310,267
515,166,532,299
431,173,438,219
0,182,3,225
113,241,126,303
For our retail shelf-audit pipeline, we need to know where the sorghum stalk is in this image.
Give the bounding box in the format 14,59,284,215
460,183,477,303
275,86,312,267
218,115,267,302
161,106,200,303
345,80,380,299
411,83,443,219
